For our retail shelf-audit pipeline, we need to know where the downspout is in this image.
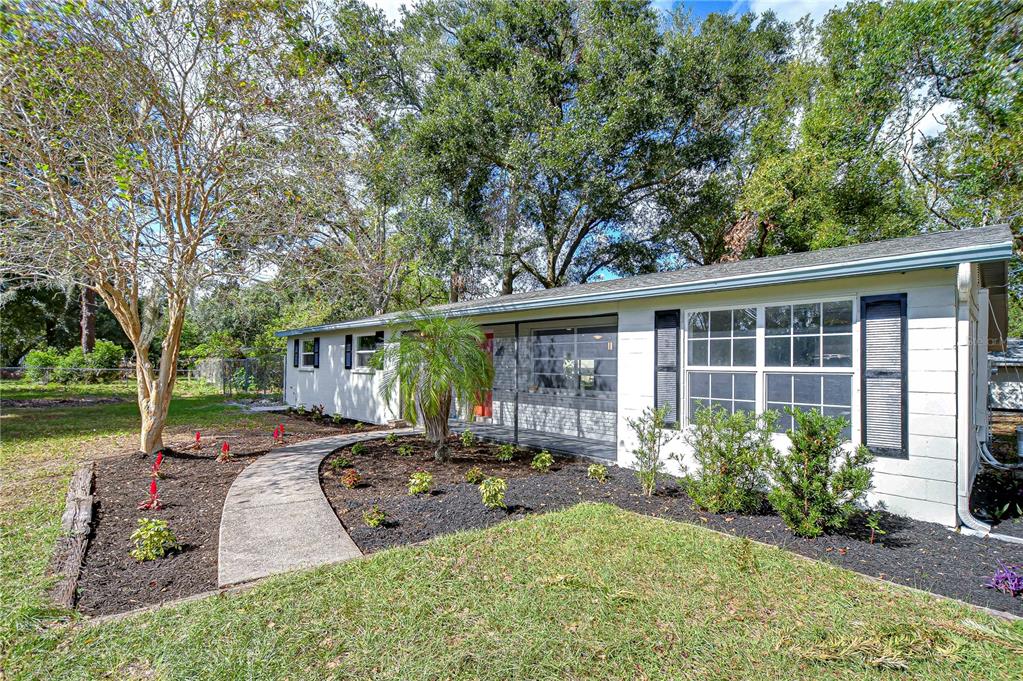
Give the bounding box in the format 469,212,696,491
955,263,992,537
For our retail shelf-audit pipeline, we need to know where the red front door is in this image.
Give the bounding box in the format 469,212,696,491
475,332,494,418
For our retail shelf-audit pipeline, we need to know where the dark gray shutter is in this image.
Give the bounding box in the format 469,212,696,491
313,337,320,368
861,294,907,458
655,310,680,427
293,338,299,368
344,334,353,370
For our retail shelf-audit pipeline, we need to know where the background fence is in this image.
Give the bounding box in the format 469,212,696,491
3,354,284,398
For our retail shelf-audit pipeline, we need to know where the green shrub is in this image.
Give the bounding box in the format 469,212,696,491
480,477,508,509
129,518,178,561
460,429,476,447
627,406,675,497
24,347,61,383
332,413,344,425
408,470,433,496
496,443,516,462
330,456,352,472
768,409,873,537
53,347,86,384
363,505,387,528
531,450,554,473
587,464,608,483
681,406,777,514
352,422,365,431
465,466,485,484
385,432,398,445
397,444,414,457
351,442,367,457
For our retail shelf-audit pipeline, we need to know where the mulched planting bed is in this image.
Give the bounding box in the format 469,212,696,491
5,396,128,409
322,435,1023,616
75,417,374,616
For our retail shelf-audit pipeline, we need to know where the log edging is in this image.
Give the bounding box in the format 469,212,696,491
50,461,95,609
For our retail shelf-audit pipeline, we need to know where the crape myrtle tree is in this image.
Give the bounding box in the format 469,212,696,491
0,0,307,454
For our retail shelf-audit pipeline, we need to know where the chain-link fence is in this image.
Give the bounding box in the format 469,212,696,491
190,355,283,398
4,354,283,398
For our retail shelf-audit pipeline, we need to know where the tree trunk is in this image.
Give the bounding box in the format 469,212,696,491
80,287,96,353
422,390,452,462
129,295,187,456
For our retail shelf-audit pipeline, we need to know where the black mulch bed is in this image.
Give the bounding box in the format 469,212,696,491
971,467,1023,539
5,396,128,409
322,435,1023,617
76,417,377,616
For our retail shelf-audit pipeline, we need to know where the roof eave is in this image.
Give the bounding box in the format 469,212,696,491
275,239,1013,338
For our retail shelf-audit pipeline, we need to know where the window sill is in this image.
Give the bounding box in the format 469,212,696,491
351,367,375,375
299,367,315,373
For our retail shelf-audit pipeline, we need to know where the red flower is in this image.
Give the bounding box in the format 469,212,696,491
222,442,230,454
195,431,201,442
154,451,164,469
149,479,157,496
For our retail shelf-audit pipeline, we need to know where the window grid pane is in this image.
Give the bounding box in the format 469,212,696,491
764,301,852,368
766,373,852,437
686,308,757,368
687,371,755,418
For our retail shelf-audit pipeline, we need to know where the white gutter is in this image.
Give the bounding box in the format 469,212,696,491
276,237,1013,338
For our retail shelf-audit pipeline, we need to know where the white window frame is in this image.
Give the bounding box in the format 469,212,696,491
354,334,379,369
300,339,316,368
680,295,860,444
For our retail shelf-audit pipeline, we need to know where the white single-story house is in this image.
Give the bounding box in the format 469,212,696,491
277,226,1013,530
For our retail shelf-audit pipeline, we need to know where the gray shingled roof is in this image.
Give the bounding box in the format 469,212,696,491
278,225,1013,337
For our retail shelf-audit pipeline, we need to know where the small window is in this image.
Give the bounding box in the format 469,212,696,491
688,371,755,418
766,373,852,438
765,300,852,368
355,334,379,368
687,308,756,367
301,339,316,367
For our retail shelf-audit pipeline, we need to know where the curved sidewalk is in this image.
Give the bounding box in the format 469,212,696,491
218,429,410,587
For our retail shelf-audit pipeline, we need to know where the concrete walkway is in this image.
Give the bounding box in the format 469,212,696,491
218,429,411,587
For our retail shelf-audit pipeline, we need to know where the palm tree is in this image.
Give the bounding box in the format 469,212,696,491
374,313,494,461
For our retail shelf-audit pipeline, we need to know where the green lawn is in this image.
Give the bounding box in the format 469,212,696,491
3,503,1023,679
3,384,1023,679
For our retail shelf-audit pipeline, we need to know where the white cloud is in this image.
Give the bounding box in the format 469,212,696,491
742,0,850,23
915,99,957,139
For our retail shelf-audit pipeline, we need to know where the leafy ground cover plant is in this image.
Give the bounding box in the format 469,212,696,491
627,406,675,496
460,429,476,447
985,562,1023,597
397,444,414,457
768,408,873,537
531,450,553,473
332,414,344,425
587,464,608,483
480,477,507,508
330,456,352,472
341,469,362,489
496,443,515,462
385,432,398,445
681,406,776,514
363,505,387,528
408,470,433,495
129,518,178,561
465,466,485,484
866,512,887,545
351,442,367,457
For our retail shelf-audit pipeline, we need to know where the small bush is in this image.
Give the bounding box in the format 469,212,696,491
531,450,554,473
86,340,126,381
311,404,325,418
332,413,344,425
363,505,387,528
681,406,777,514
496,443,516,462
24,347,61,383
465,466,485,484
340,469,361,489
587,464,608,483
397,444,414,457
627,406,675,497
480,477,508,509
329,456,352,472
129,518,178,561
353,422,365,431
460,429,476,447
385,432,398,445
350,442,367,457
768,408,873,537
408,470,433,496
53,347,86,384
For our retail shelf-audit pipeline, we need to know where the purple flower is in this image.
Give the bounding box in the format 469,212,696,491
985,561,1023,597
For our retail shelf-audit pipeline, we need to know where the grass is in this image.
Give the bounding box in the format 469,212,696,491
3,383,1023,679
3,503,1023,679
0,379,280,651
